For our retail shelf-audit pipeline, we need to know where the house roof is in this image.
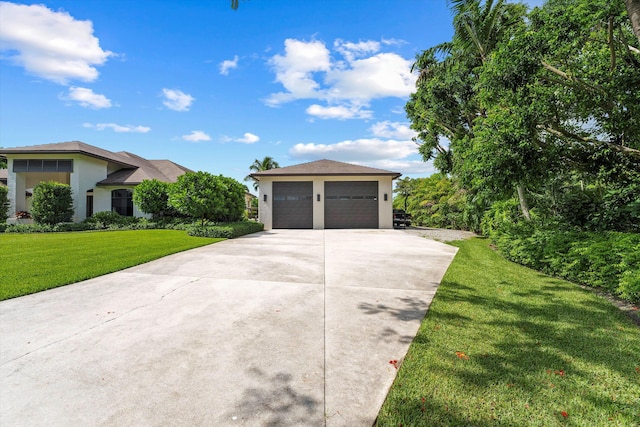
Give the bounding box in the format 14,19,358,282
0,141,192,185
0,141,139,168
250,159,401,179
97,152,192,186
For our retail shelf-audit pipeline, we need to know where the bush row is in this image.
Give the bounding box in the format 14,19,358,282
2,212,264,239
186,221,264,238
489,222,639,303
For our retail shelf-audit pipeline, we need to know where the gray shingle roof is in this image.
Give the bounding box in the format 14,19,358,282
0,141,192,185
250,159,401,178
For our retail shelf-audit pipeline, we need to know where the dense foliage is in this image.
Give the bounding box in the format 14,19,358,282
403,0,639,301
0,186,8,223
30,181,74,225
168,172,246,225
132,179,175,218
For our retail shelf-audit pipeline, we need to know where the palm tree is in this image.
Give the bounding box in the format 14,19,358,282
244,156,280,191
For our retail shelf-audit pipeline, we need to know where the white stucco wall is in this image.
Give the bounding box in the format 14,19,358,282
257,175,395,230
71,155,109,221
4,153,152,223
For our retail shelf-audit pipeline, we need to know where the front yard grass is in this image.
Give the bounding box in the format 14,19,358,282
0,230,222,300
377,238,640,426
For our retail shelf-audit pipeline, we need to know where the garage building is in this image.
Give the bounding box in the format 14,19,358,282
250,159,401,230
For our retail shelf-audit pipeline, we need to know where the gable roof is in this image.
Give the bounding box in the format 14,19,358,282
0,141,192,185
97,152,192,186
250,159,401,179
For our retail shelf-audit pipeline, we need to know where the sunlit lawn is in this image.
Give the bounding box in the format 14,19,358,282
377,238,640,426
0,230,222,300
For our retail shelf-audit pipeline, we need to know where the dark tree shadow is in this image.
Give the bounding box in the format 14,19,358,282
231,367,322,427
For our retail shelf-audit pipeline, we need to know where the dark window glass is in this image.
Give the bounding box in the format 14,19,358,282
12,159,73,172
13,160,28,172
42,160,57,172
86,195,94,218
58,160,73,172
111,189,133,216
29,160,43,171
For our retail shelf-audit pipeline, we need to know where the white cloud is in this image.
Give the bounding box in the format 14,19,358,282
182,130,211,142
162,88,194,111
290,138,417,162
306,104,373,120
334,39,380,62
64,87,112,109
265,38,417,120
0,2,113,84
325,52,416,101
265,38,331,106
366,159,435,175
219,55,239,75
83,122,150,133
235,132,260,144
221,132,260,144
369,121,417,140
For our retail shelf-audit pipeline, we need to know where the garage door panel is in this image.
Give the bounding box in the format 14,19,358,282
325,182,378,229
273,182,313,229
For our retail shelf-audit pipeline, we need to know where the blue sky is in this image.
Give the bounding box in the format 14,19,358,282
0,0,544,192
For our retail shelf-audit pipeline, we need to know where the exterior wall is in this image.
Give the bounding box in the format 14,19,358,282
257,175,395,230
5,153,109,222
71,155,109,222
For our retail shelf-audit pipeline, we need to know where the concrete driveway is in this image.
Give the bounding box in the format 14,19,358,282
0,229,458,426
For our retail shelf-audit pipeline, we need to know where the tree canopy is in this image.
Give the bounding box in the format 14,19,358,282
408,0,640,232
244,156,280,191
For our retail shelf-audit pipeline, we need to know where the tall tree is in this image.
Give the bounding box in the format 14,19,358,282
408,0,530,217
244,157,280,191
625,0,640,43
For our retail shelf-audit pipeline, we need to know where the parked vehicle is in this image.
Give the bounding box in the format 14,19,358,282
393,209,412,228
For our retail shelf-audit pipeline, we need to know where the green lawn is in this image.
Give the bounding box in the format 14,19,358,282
0,230,222,300
377,238,640,426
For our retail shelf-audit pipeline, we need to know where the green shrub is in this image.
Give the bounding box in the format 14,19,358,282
5,223,55,233
133,179,176,218
186,221,263,238
168,172,246,225
30,181,74,225
0,186,9,223
490,225,640,303
84,211,139,228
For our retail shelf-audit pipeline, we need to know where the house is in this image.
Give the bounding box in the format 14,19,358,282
0,141,192,223
250,159,401,230
0,168,7,186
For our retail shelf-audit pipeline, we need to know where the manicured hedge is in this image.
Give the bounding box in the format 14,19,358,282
3,214,264,239
186,221,264,238
492,227,640,303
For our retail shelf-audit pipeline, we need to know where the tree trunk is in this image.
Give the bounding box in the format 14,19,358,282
625,0,640,45
517,184,531,221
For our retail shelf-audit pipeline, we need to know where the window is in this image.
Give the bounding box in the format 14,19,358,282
111,189,133,216
12,159,73,172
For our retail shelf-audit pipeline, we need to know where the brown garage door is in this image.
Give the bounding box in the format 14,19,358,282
325,181,378,229
273,181,313,229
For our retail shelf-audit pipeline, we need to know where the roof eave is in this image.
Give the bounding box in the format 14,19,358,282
0,149,138,168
